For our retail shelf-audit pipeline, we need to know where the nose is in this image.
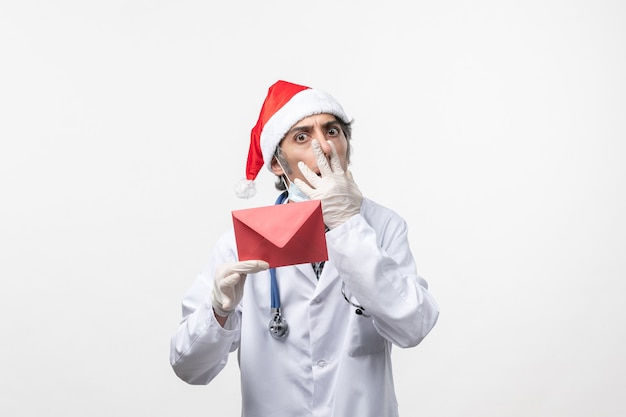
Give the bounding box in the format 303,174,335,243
313,130,333,156
316,138,332,156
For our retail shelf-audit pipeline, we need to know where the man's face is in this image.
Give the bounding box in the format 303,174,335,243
271,113,349,186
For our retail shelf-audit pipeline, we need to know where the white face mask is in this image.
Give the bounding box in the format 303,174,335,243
287,181,310,203
276,156,310,203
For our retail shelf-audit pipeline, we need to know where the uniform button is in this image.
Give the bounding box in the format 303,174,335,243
317,360,327,368
312,297,322,304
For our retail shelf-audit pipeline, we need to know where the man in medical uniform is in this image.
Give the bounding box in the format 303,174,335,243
170,80,440,417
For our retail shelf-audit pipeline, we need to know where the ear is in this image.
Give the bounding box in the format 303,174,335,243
270,156,284,176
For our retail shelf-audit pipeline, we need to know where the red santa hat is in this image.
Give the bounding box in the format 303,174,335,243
235,80,350,198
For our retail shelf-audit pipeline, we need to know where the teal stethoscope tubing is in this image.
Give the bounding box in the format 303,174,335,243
270,267,280,309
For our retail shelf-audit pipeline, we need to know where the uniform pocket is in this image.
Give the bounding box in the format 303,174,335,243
344,316,386,356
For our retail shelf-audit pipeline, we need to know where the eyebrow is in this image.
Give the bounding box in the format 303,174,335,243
286,119,341,136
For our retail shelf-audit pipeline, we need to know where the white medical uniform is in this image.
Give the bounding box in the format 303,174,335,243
170,198,439,417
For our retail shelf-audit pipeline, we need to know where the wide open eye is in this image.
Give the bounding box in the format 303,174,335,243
295,132,309,142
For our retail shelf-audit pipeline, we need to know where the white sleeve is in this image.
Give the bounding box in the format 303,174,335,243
169,232,241,385
326,213,439,348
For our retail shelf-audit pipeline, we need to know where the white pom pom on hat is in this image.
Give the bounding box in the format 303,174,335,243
234,80,350,198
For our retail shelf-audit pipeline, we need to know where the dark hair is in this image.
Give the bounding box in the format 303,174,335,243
273,117,353,191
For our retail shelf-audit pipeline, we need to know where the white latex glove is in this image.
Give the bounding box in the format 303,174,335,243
294,139,363,229
211,260,269,317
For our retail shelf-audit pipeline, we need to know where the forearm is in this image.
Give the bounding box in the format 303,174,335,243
214,309,229,327
170,301,240,385
327,215,439,347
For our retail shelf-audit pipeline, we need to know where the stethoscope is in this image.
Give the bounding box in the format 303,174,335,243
267,191,369,340
267,191,290,339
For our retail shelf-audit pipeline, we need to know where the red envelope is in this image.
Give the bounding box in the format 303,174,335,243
232,199,328,268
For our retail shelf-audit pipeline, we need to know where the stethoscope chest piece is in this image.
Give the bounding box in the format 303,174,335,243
268,308,289,339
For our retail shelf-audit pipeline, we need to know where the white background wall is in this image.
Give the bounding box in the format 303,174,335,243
1,1,624,416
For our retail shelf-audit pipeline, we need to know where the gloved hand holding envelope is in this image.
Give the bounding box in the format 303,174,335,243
232,200,328,268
